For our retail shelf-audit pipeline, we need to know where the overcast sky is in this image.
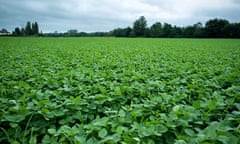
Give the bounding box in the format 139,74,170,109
1,0,240,33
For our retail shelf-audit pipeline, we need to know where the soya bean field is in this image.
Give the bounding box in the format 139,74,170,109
0,37,240,144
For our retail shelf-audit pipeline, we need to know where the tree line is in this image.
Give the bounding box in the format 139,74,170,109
109,16,240,38
45,16,240,38
13,21,39,36
12,17,240,38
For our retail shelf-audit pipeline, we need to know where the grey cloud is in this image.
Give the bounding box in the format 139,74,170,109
0,0,240,33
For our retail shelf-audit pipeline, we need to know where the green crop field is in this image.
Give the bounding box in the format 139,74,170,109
0,37,240,144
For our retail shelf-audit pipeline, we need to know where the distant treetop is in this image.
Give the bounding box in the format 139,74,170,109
13,21,39,36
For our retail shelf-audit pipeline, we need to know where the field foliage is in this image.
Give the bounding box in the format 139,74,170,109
0,37,240,144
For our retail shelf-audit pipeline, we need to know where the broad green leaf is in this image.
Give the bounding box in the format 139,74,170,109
92,117,109,127
47,128,56,134
119,109,126,117
98,128,108,138
156,124,168,133
3,114,26,123
205,122,218,138
184,128,195,136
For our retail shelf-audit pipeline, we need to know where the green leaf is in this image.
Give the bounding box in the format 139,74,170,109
86,137,98,144
41,135,51,144
116,126,123,134
174,140,187,144
119,109,126,117
227,135,238,144
218,134,238,144
3,114,27,122
92,117,109,127
9,140,20,144
30,135,37,144
156,124,168,133
47,128,56,134
9,122,18,128
205,122,218,139
98,128,108,138
99,134,121,143
184,128,195,136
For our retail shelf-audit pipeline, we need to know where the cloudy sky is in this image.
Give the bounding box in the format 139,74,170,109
1,0,240,33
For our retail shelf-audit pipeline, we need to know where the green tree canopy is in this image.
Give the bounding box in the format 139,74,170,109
150,22,162,37
13,21,40,36
133,16,147,37
25,21,32,35
205,19,229,37
13,27,21,36
162,23,172,37
32,22,39,35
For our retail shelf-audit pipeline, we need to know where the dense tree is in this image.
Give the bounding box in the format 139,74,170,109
89,32,108,37
223,23,240,38
12,21,40,36
150,22,162,37
192,22,205,37
66,29,78,36
133,16,147,37
183,26,195,37
205,19,229,38
13,27,21,36
174,22,204,38
144,28,151,37
170,26,183,37
21,28,25,36
32,22,39,35
162,23,172,37
25,21,32,35
111,27,132,37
